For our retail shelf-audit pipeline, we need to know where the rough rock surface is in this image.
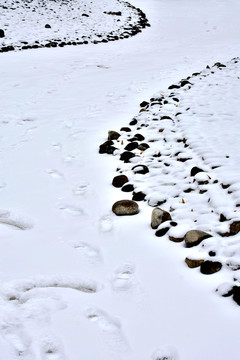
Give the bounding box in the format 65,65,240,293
184,230,212,248
112,200,139,216
151,208,172,229
200,261,222,275
185,257,204,268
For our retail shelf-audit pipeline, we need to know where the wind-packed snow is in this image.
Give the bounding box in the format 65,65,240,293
0,0,240,359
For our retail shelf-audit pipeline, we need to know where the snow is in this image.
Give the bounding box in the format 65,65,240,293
0,0,240,359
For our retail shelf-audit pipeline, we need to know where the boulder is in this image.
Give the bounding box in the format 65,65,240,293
155,227,170,237
233,286,240,306
121,184,134,192
184,230,212,248
0,29,5,38
185,257,204,268
45,24,51,28
190,166,204,176
132,191,146,201
112,175,128,188
200,261,222,275
151,208,171,229
120,151,135,163
125,142,138,151
132,164,149,174
112,200,139,216
108,130,120,141
99,140,117,154
229,221,240,235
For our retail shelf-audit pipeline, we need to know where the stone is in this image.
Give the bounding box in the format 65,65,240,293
233,286,240,306
112,175,128,188
108,130,120,141
134,133,145,141
99,140,117,154
155,227,170,237
190,166,204,176
140,101,149,107
120,127,131,132
120,151,135,163
129,119,137,126
168,84,180,90
169,236,184,243
185,257,204,268
0,29,5,38
112,200,139,216
200,261,222,275
45,24,51,28
121,184,134,192
151,208,172,229
184,230,212,248
125,142,138,151
229,221,240,235
132,191,146,201
138,143,150,151
132,164,149,174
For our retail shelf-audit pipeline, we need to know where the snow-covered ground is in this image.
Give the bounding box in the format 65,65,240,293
0,0,240,359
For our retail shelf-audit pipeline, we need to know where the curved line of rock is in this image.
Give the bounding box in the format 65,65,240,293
0,0,150,53
99,57,240,307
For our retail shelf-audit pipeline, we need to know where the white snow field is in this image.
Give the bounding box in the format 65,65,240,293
0,0,240,359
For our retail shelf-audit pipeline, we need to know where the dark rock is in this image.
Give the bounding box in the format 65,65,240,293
129,119,137,126
160,116,172,120
108,130,120,141
213,62,226,68
124,142,138,151
120,151,135,163
209,251,216,257
185,257,204,268
200,261,222,275
45,24,51,28
151,208,172,229
155,227,170,237
233,286,240,305
99,140,117,154
170,221,178,226
190,166,204,176
120,127,131,132
112,200,139,216
132,164,149,174
168,84,180,90
169,236,184,243
82,13,89,17
220,214,227,222
0,29,5,38
112,175,128,188
132,191,146,201
180,80,192,87
121,184,134,192
229,221,240,235
134,133,145,141
138,143,149,151
140,101,149,107
184,230,212,248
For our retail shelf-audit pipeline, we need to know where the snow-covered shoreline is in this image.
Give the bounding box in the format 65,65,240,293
1,0,240,359
0,0,150,52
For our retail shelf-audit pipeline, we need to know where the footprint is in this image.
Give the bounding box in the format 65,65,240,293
47,169,64,180
99,215,113,232
111,264,135,291
58,204,84,216
86,308,121,333
0,209,33,230
71,241,102,263
40,335,65,360
72,182,89,196
152,346,178,360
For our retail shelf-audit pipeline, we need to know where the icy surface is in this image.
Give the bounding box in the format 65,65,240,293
0,0,240,359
